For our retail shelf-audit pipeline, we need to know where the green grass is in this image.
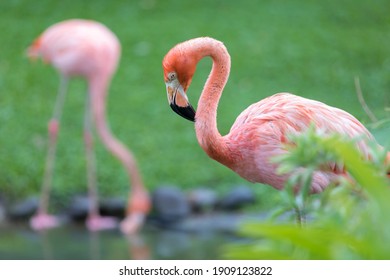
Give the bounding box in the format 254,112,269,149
0,0,389,205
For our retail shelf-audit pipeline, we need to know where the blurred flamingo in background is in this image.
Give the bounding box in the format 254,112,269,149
162,37,390,193
28,19,150,232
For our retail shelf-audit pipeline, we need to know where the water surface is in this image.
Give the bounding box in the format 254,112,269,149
0,223,234,260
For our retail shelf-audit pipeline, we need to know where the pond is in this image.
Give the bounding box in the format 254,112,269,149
0,223,237,260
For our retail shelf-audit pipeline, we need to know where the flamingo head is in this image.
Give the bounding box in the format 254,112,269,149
27,37,43,61
162,47,197,122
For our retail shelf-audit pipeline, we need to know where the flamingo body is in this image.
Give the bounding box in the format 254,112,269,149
29,19,150,233
225,92,373,192
163,37,389,193
29,19,119,79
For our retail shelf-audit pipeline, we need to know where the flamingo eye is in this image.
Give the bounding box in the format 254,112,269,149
167,72,177,81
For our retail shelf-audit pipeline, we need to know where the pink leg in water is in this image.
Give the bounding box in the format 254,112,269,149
30,77,69,231
84,95,118,231
30,120,61,230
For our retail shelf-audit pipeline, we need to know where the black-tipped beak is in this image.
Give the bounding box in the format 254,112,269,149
166,83,196,122
170,103,196,122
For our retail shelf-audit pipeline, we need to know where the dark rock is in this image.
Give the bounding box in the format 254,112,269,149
67,195,90,221
8,197,39,220
151,185,191,226
68,195,127,221
100,196,126,218
187,187,218,213
217,185,256,211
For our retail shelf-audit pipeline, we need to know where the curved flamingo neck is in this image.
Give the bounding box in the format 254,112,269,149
89,76,146,195
191,38,232,166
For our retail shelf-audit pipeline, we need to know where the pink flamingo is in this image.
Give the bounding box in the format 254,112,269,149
162,37,390,193
28,19,150,232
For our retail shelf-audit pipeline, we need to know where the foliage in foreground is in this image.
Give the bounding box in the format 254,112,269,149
225,127,390,259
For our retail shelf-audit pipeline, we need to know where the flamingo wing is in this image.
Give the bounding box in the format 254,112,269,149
228,93,374,178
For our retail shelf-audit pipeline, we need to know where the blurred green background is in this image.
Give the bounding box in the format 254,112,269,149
0,0,389,207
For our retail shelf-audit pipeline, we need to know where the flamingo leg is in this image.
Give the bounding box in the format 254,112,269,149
30,76,69,231
84,94,118,231
84,94,99,218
